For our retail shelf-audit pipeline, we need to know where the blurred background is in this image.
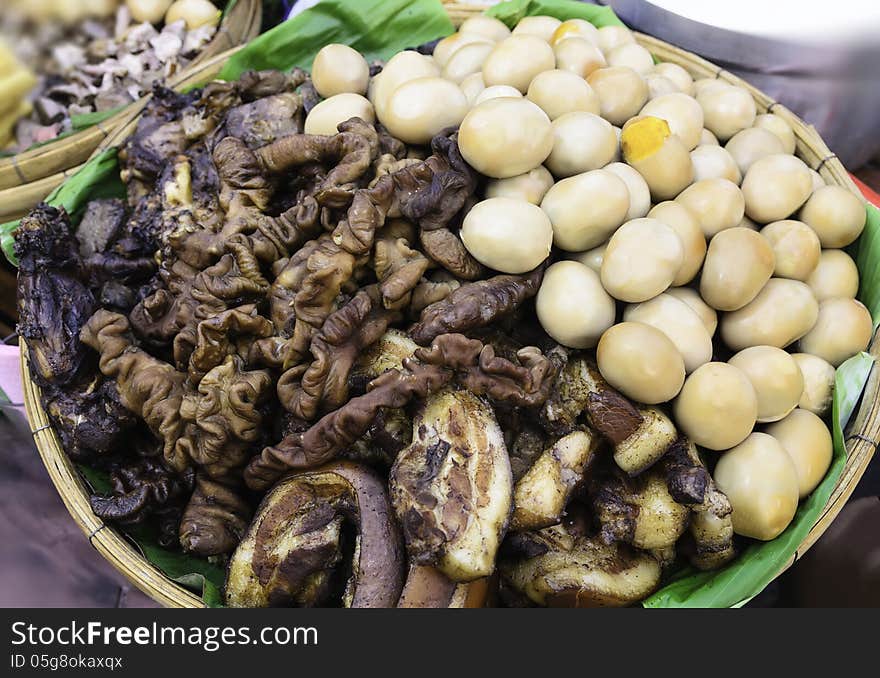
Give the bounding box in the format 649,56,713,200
1,0,878,607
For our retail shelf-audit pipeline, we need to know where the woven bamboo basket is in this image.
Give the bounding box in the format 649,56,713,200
18,4,880,608
0,0,262,222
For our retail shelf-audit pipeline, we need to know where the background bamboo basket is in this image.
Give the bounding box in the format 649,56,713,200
17,4,880,608
0,0,262,224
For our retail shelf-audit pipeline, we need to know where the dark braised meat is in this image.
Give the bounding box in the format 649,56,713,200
16,204,94,388
397,131,484,279
279,285,401,421
590,464,689,551
179,474,253,556
541,357,678,475
119,84,197,191
224,91,305,150
80,309,189,472
410,268,544,345
75,199,127,260
499,524,662,607
245,343,454,491
129,250,270,366
226,462,404,608
372,219,431,311
661,438,736,570
511,429,598,532
89,457,193,533
389,388,512,582
43,377,136,462
81,308,273,557
410,270,461,316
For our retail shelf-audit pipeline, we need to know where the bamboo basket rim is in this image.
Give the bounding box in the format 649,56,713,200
0,163,85,223
18,8,880,609
0,0,261,194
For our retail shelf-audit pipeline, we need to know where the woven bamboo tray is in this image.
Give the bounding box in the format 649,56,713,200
0,0,262,222
19,6,880,608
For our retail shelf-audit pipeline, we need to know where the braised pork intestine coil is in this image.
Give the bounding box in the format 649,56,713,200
662,438,736,570
226,462,404,608
17,59,742,605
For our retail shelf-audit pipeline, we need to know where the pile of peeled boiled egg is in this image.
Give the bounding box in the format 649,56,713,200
303,14,872,542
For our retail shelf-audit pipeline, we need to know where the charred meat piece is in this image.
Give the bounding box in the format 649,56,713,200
16,205,95,388
223,92,304,150
75,199,126,259
500,525,662,607
85,252,157,289
397,565,489,608
662,438,736,570
226,462,404,608
343,329,420,467
390,389,513,582
542,357,677,474
511,429,599,532
120,92,191,187
99,281,136,312
43,377,136,461
410,268,544,345
113,192,165,260
592,466,690,551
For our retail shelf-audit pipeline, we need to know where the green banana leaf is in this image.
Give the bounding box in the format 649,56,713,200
220,0,454,79
70,107,126,132
0,384,10,420
486,0,624,27
4,0,878,608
